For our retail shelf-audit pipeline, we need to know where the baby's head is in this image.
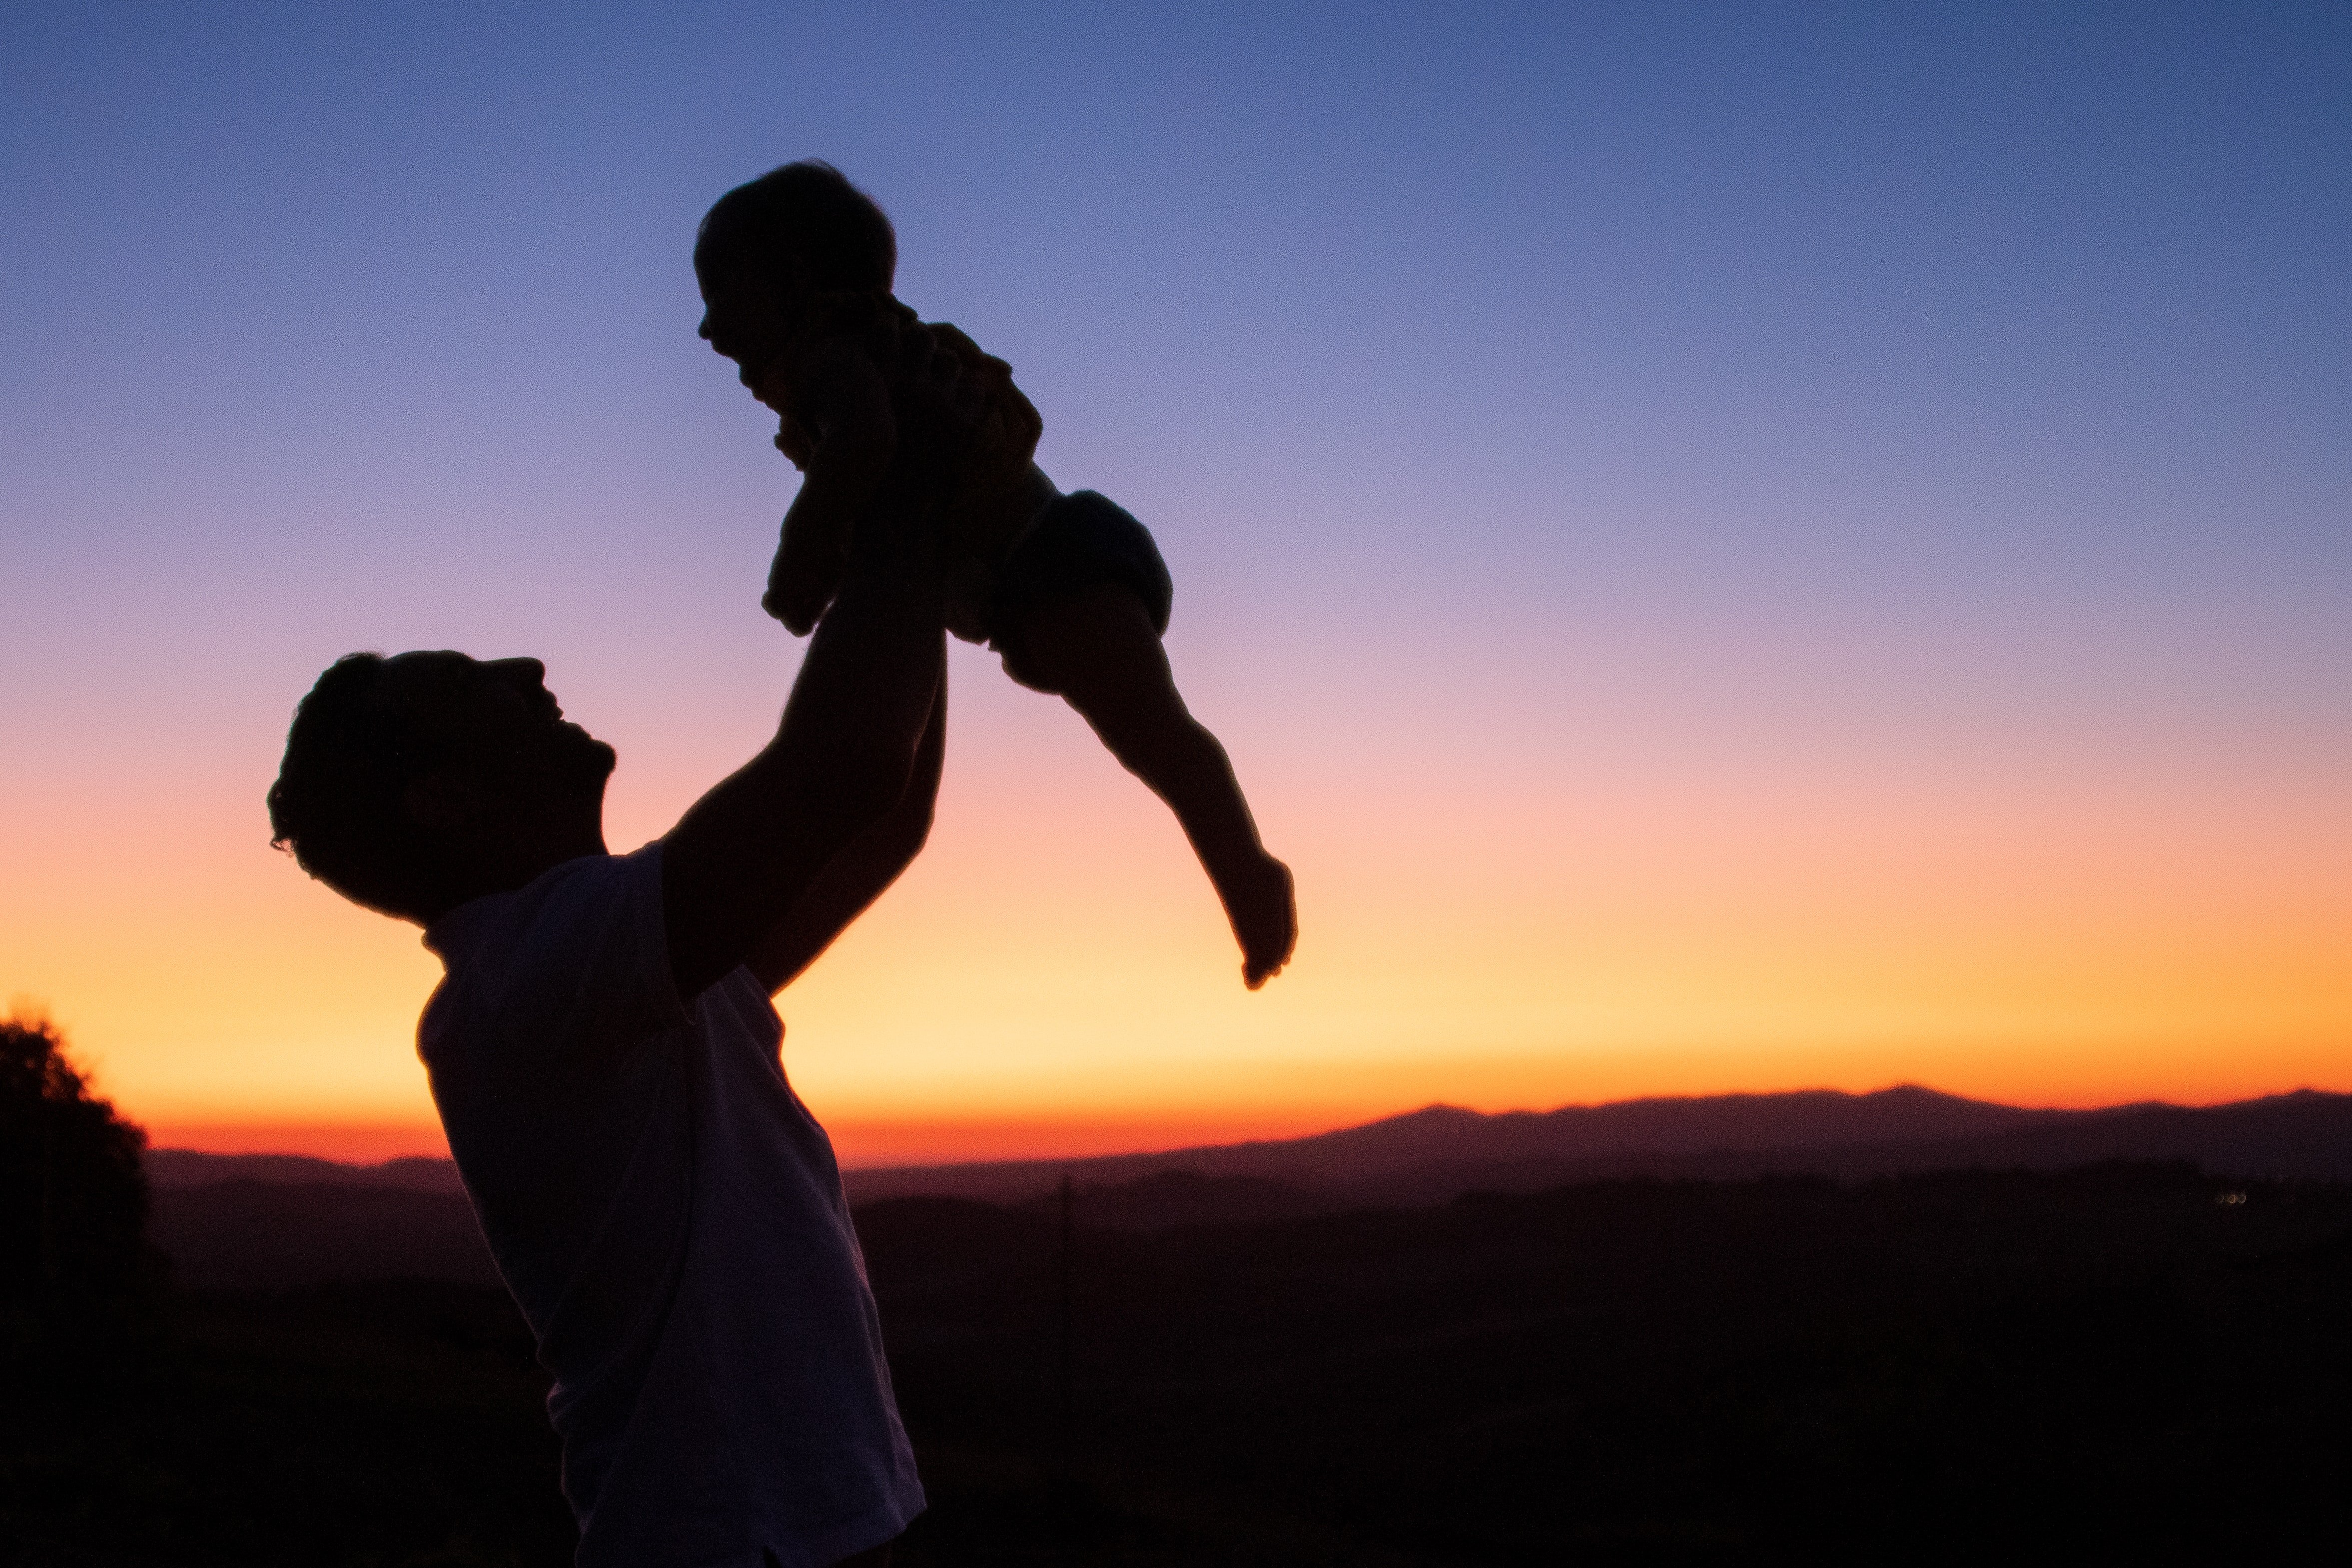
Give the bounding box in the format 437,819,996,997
696,161,895,397
695,160,895,302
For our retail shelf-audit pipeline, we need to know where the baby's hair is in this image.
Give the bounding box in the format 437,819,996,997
696,160,896,294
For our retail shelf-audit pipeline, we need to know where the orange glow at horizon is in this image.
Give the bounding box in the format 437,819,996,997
14,641,2347,1170
8,4,2351,1192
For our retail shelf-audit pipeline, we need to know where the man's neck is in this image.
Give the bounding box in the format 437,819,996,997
420,817,608,924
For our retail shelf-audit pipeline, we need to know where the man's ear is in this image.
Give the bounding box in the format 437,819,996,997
403,769,490,832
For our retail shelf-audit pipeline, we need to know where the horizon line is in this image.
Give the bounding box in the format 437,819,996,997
145,1080,2348,1172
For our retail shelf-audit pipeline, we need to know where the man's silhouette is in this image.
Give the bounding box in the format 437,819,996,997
266,473,948,1564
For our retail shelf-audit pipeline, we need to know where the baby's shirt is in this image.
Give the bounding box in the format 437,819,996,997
771,292,1049,638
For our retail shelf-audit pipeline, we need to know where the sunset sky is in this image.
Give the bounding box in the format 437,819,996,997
4,2,2347,1165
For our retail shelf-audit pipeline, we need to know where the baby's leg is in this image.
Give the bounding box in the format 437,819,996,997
1008,584,1296,988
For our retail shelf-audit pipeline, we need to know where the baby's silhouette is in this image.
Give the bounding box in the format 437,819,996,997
695,162,1296,988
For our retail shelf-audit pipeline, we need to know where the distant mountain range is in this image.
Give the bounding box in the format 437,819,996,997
834,1084,2352,1211
147,1150,467,1194
143,1085,2352,1287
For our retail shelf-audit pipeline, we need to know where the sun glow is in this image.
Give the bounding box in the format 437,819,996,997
9,7,2349,1172
13,630,2348,1171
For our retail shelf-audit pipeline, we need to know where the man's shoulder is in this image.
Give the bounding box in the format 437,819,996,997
425,845,655,963
419,844,679,1065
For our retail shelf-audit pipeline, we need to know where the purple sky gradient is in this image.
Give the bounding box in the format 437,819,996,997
4,1,2346,1143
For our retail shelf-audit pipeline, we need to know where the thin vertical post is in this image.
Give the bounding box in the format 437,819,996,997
1056,1169,1074,1459
1053,1170,1077,1566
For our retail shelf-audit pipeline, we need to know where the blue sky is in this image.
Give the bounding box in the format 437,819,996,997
4,2,2347,1146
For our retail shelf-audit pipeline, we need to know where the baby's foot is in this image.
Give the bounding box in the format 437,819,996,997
1221,852,1297,990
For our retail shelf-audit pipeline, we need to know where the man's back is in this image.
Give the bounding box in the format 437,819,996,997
421,845,922,1568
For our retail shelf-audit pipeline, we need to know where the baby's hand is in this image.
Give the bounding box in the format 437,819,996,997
762,547,830,635
747,352,794,414
774,414,814,472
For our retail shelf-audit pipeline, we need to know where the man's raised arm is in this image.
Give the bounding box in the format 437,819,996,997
743,676,945,995
661,511,944,1001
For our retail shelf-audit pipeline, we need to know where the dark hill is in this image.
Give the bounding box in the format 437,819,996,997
151,1179,498,1290
36,1164,2352,1562
842,1086,2352,1215
145,1148,467,1194
141,1087,2352,1285
858,1164,2352,1563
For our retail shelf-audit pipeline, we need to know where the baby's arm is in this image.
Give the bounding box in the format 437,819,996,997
760,337,897,634
1010,585,1296,988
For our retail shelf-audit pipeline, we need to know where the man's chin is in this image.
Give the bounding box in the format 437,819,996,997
548,731,618,800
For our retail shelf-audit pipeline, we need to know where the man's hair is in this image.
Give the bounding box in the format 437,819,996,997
267,653,439,919
695,160,896,294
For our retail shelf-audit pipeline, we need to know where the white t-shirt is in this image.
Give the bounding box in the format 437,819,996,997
419,844,923,1568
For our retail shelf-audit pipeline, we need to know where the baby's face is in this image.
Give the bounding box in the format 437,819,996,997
696,259,795,409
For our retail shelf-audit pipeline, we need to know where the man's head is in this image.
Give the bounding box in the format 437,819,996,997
267,652,614,923
694,161,895,394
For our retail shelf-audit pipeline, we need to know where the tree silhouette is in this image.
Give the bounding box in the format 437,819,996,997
0,1009,162,1368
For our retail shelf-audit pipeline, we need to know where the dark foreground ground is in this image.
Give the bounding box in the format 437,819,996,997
6,1163,2349,1566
